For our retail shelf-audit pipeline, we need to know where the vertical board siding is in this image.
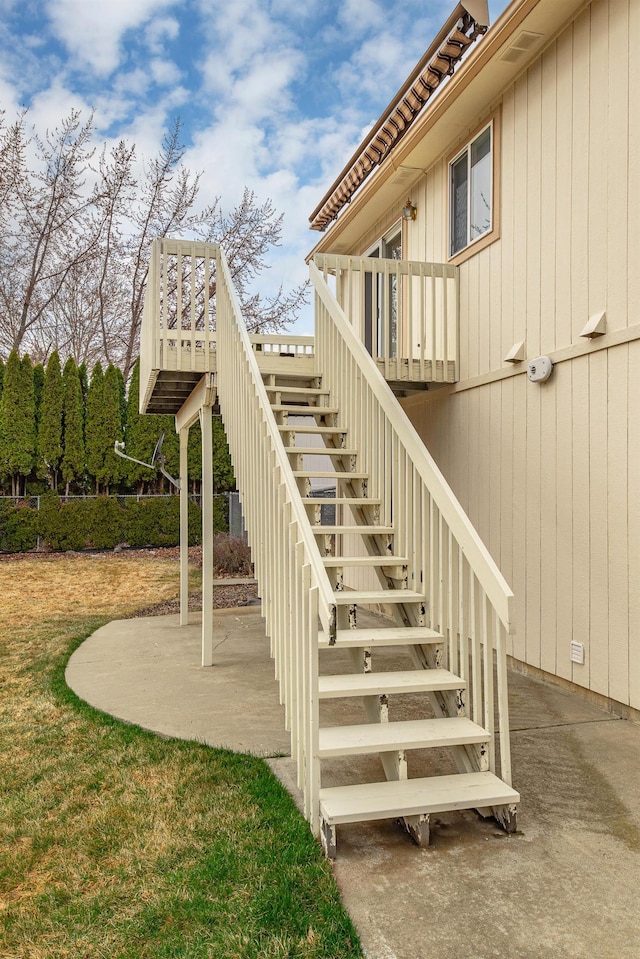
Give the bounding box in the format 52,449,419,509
397,0,639,710
570,355,590,691
402,336,636,709
628,341,640,708
607,0,629,334
570,9,591,344
606,345,629,704
555,361,573,683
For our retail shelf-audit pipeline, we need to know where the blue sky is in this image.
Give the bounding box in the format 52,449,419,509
0,0,509,332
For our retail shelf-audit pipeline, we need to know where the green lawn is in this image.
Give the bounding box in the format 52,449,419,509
0,555,362,959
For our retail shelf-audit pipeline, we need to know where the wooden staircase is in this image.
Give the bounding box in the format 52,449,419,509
264,371,519,857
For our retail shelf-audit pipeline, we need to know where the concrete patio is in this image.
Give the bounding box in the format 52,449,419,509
66,607,640,959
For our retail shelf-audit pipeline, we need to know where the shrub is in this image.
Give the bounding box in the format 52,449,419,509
0,494,202,553
213,533,253,576
38,493,88,551
123,497,177,547
213,494,228,532
88,496,125,549
0,500,39,552
188,499,202,545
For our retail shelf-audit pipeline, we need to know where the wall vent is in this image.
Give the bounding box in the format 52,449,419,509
500,30,544,63
570,641,585,665
391,166,421,185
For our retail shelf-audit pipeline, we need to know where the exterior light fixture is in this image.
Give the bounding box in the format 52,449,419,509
402,198,417,221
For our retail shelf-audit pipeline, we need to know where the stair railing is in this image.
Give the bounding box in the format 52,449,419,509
216,245,336,834
310,259,515,788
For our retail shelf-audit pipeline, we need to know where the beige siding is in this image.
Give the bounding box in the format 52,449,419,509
398,0,640,709
403,338,640,709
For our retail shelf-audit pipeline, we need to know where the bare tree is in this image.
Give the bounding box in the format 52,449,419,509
198,189,308,334
0,111,102,356
0,111,308,374
120,121,201,379
91,139,136,366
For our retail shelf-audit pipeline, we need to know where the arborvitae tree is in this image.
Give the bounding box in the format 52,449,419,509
124,358,158,492
99,364,124,494
0,351,36,496
78,361,88,428
85,361,104,493
187,419,202,495
124,357,178,493
160,425,180,492
116,366,126,430
29,360,45,492
0,357,5,398
38,351,64,489
21,355,36,495
61,357,85,495
33,362,45,426
214,415,234,492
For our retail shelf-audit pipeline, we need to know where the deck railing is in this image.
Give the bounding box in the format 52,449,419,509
314,253,459,384
216,245,335,834
310,260,514,787
139,236,315,400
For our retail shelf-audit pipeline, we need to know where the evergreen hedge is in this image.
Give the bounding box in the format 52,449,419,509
0,500,39,552
0,496,202,553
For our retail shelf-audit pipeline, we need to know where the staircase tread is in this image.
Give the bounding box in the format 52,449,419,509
333,589,424,604
263,373,319,383
318,668,465,697
271,405,338,415
313,525,393,534
279,424,346,433
322,555,408,566
318,716,489,757
264,386,326,395
303,497,380,505
319,772,520,824
286,447,358,456
292,470,368,479
319,626,444,647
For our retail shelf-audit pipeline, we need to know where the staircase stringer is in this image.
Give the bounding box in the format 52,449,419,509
215,247,337,837
310,261,516,804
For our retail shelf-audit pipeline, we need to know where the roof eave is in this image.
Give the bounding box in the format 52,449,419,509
307,0,591,260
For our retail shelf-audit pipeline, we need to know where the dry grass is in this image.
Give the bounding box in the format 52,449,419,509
0,552,361,959
0,554,180,631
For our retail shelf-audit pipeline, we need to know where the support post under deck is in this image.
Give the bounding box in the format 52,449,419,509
201,405,214,666
179,425,190,626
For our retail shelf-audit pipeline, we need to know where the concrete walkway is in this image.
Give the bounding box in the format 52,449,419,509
67,609,640,959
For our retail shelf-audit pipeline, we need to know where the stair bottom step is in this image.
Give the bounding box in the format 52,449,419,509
319,772,519,826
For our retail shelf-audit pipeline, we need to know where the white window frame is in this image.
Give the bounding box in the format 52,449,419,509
448,119,495,259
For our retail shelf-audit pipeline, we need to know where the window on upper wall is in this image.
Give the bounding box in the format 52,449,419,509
449,121,493,258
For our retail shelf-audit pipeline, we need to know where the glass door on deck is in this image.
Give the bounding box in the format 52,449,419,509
364,228,401,359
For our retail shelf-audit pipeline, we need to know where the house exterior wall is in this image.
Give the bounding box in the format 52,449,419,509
394,0,640,710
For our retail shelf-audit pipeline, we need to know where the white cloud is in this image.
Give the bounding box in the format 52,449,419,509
337,0,385,35
27,79,93,135
46,0,178,76
0,0,513,343
149,58,182,88
144,15,180,54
